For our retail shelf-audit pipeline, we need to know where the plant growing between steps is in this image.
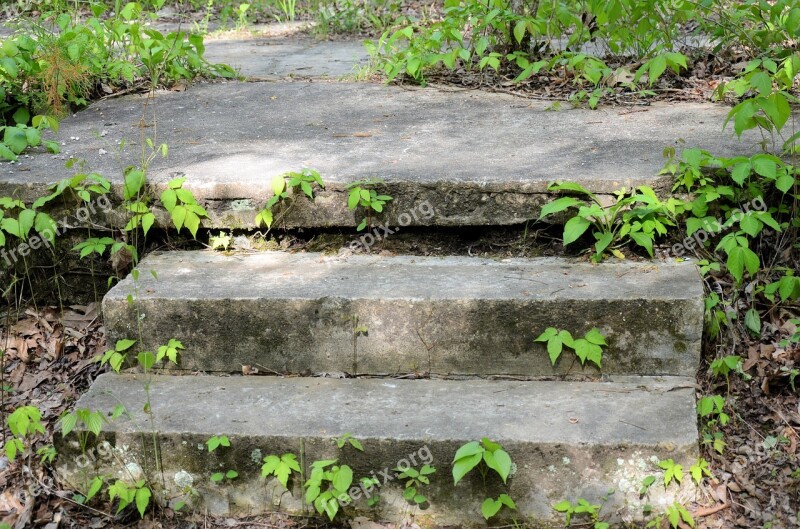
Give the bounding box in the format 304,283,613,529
360,477,381,507
539,182,681,262
534,327,607,370
255,168,325,230
209,231,233,250
159,176,209,238
211,469,239,483
304,459,354,521
452,437,517,520
345,179,393,231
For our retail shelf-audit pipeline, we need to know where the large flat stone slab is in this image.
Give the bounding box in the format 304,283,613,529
4,81,756,227
59,373,698,524
102,251,703,375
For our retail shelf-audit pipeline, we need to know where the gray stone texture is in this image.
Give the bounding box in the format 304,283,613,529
204,36,369,78
102,251,704,376
3,81,759,228
59,373,698,525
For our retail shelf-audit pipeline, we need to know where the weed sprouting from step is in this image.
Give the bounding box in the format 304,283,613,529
345,179,393,231
261,453,301,489
206,435,239,485
452,437,517,521
334,432,364,452
255,168,325,231
209,231,233,251
538,182,681,262
396,463,436,509
304,459,355,521
108,479,152,518
206,434,231,452
534,327,607,371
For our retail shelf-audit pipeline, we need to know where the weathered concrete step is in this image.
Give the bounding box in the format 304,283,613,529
102,251,703,375
5,81,756,228
60,373,698,524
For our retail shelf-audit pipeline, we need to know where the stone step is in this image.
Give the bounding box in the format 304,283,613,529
102,251,703,376
58,373,698,524
4,81,755,228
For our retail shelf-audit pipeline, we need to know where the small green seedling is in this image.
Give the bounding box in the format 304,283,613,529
206,435,231,452
646,502,694,528
255,169,324,229
5,406,46,461
689,458,712,484
452,438,517,520
345,179,393,231
261,453,301,488
334,432,364,451
98,339,137,372
304,459,353,521
108,479,151,518
535,327,607,369
552,498,608,529
396,464,436,505
360,476,381,507
658,458,683,488
209,232,232,250
211,470,238,483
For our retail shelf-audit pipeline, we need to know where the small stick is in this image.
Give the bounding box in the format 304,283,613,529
694,502,730,518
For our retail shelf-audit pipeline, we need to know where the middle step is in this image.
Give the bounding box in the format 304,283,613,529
103,252,703,376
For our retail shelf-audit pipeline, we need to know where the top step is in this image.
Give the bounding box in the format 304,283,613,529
4,81,755,228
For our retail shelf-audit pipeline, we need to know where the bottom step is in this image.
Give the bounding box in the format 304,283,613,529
58,374,698,525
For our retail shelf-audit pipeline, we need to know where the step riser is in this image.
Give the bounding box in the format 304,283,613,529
57,374,699,525
60,432,697,524
104,296,701,375
198,184,558,229
102,252,703,376
0,183,557,229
